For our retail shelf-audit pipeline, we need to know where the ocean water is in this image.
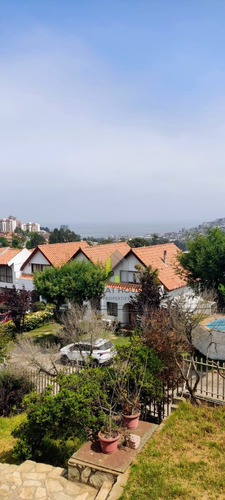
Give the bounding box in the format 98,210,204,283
65,221,197,239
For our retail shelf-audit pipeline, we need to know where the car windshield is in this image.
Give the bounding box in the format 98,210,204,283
73,344,91,351
97,341,113,350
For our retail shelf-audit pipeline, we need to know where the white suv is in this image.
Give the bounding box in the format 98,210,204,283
60,338,116,366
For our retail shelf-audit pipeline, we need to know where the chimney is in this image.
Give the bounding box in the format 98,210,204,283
163,250,167,265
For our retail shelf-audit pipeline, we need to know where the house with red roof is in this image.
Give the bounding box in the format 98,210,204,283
73,242,191,326
100,243,191,325
0,247,31,302
17,241,90,291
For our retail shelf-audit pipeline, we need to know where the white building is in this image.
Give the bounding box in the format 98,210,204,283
0,218,17,233
18,241,90,291
73,242,192,326
0,247,31,303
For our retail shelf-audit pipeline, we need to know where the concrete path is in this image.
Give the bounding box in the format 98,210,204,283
0,460,97,500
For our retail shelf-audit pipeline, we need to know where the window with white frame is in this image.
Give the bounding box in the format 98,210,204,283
107,302,118,316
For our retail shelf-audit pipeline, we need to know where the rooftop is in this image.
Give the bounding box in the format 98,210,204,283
79,242,130,266
0,247,21,265
132,243,186,291
21,241,90,269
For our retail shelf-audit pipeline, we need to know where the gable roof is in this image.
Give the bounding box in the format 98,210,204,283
132,243,186,291
21,241,90,270
77,242,130,267
0,248,21,265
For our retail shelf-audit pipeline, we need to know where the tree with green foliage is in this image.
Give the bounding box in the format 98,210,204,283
172,239,187,251
34,259,108,310
49,227,80,244
128,237,150,248
131,265,162,320
26,232,45,249
0,368,33,417
115,337,163,415
150,233,169,245
12,368,112,466
0,236,9,247
11,236,22,248
178,227,225,305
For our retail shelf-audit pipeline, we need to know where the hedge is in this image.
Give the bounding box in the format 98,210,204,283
0,306,55,335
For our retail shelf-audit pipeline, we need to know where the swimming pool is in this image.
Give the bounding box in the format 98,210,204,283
206,318,225,331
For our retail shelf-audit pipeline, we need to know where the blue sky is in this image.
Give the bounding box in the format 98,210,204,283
1,1,225,229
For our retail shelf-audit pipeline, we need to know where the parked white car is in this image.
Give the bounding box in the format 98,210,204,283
60,338,116,366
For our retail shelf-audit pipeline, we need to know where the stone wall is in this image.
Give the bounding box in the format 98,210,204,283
68,461,118,489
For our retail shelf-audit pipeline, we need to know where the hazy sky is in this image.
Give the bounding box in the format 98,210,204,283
1,0,225,228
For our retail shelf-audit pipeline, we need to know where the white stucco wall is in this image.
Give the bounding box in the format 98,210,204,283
101,287,137,325
22,251,50,274
109,253,143,283
9,249,31,278
16,277,34,291
73,251,89,262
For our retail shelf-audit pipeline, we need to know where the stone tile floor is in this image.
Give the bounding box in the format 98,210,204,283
0,460,97,500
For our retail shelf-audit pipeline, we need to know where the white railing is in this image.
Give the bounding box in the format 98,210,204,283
182,356,225,401
24,365,79,395
24,357,225,405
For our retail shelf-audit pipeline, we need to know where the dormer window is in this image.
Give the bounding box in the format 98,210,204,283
31,264,48,273
120,270,140,283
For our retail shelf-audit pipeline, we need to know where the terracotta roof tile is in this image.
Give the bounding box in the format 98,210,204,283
80,242,130,266
0,248,21,265
20,274,33,280
132,243,186,291
21,241,90,269
106,282,142,292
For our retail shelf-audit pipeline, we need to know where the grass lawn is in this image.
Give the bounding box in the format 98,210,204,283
0,413,26,464
121,401,225,500
23,321,62,339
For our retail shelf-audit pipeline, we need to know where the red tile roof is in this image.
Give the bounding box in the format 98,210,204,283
106,282,142,292
0,248,21,265
132,243,186,291
21,241,90,269
20,274,33,280
79,242,130,266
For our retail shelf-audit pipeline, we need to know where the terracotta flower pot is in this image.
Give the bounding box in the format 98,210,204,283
98,431,120,454
122,411,141,429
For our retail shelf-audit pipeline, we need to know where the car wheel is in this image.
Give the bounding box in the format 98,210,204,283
61,355,69,365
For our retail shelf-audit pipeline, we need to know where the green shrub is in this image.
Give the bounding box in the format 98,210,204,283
12,367,110,466
0,369,33,417
0,306,54,335
31,301,46,312
0,321,16,336
23,307,54,331
12,342,164,467
0,327,15,361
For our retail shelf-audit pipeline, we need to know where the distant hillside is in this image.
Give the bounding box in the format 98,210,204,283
190,217,225,234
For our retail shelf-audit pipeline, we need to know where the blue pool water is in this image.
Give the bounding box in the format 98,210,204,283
206,318,225,331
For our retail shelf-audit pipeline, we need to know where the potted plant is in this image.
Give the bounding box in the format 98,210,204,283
98,414,120,454
121,401,141,430
97,371,120,454
115,338,152,430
